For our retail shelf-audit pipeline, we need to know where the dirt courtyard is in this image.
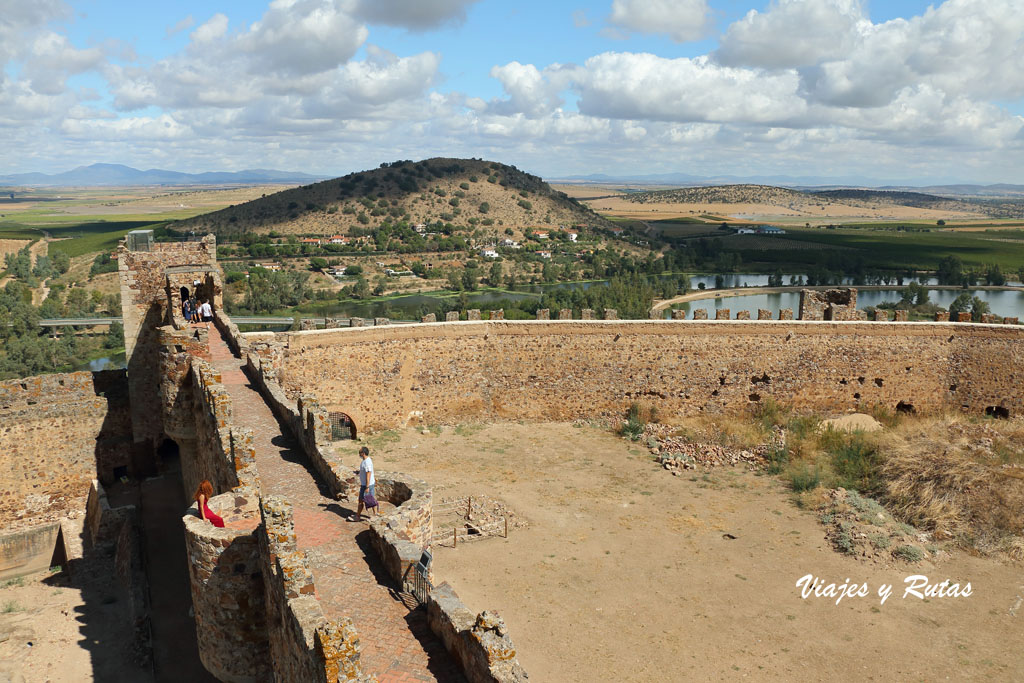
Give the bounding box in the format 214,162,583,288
344,422,1023,682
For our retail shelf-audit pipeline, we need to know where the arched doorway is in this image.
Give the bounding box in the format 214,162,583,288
328,412,357,440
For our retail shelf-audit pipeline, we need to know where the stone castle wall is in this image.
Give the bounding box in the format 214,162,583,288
183,496,271,683
272,320,1024,431
0,370,132,531
118,236,220,450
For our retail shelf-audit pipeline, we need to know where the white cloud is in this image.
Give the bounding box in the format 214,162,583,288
190,14,229,44
352,0,480,31
486,62,576,117
167,15,196,37
608,0,711,43
716,0,868,69
573,52,806,125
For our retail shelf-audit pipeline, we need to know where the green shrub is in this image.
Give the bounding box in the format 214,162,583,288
786,462,822,492
619,402,645,441
894,545,925,562
821,429,881,493
870,534,892,550
765,444,789,475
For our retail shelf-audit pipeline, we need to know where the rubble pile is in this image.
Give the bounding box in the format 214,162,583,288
641,424,785,473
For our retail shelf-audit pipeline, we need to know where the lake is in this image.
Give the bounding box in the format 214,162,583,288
671,289,1024,320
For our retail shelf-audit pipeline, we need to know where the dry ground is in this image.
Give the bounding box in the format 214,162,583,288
0,566,148,683
578,195,985,224
343,422,1023,682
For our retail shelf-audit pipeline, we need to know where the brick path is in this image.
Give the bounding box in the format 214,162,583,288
206,328,464,682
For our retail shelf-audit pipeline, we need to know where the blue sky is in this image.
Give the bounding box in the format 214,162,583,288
2,0,1022,183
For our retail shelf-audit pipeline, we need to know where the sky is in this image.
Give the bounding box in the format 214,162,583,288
1,0,1023,184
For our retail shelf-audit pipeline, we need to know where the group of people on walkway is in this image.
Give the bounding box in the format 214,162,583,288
182,296,213,325
193,446,379,528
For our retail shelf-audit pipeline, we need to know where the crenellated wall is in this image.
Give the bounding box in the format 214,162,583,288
269,320,1024,431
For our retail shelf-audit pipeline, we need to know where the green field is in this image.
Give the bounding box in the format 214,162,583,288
0,219,165,258
736,226,1024,270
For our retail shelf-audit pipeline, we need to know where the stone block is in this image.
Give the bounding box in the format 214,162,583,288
692,309,708,320
894,310,908,322
778,309,794,320
490,309,504,320
536,309,550,320
799,288,858,320
324,318,342,329
467,310,482,321
874,309,889,322
671,310,686,320
735,310,750,320
981,313,996,324
957,312,972,322
349,317,365,327
603,308,617,320
421,313,436,323
934,311,950,322
558,308,572,320
300,319,316,331
1004,317,1019,325
446,311,460,322
715,309,730,320
373,317,390,326
757,309,772,320
581,309,594,320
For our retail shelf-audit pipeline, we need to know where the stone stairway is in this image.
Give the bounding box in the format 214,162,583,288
206,328,464,682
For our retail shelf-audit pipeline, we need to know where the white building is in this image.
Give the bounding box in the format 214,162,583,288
479,248,499,259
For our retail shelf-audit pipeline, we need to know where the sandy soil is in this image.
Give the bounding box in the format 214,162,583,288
342,422,1024,682
0,566,148,683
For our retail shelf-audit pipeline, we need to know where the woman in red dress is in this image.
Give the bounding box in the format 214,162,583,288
195,480,225,528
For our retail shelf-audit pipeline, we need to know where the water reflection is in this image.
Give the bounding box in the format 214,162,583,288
674,289,1024,319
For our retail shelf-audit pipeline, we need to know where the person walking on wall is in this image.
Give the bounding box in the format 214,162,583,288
351,446,378,521
199,299,213,328
195,480,225,528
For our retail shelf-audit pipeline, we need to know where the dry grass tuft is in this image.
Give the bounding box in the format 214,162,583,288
878,415,1024,554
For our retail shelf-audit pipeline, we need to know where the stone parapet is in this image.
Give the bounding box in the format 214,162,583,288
715,309,730,320
692,309,708,320
426,582,528,683
257,496,371,683
364,472,433,587
183,494,270,683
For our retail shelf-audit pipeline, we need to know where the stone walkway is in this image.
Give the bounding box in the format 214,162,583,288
206,328,464,683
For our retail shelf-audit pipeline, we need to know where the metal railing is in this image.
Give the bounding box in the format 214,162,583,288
406,550,433,606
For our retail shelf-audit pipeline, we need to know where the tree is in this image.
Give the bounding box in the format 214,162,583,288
936,255,963,285
489,261,502,287
984,264,1006,286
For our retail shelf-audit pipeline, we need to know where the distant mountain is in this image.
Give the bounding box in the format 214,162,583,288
0,163,324,187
